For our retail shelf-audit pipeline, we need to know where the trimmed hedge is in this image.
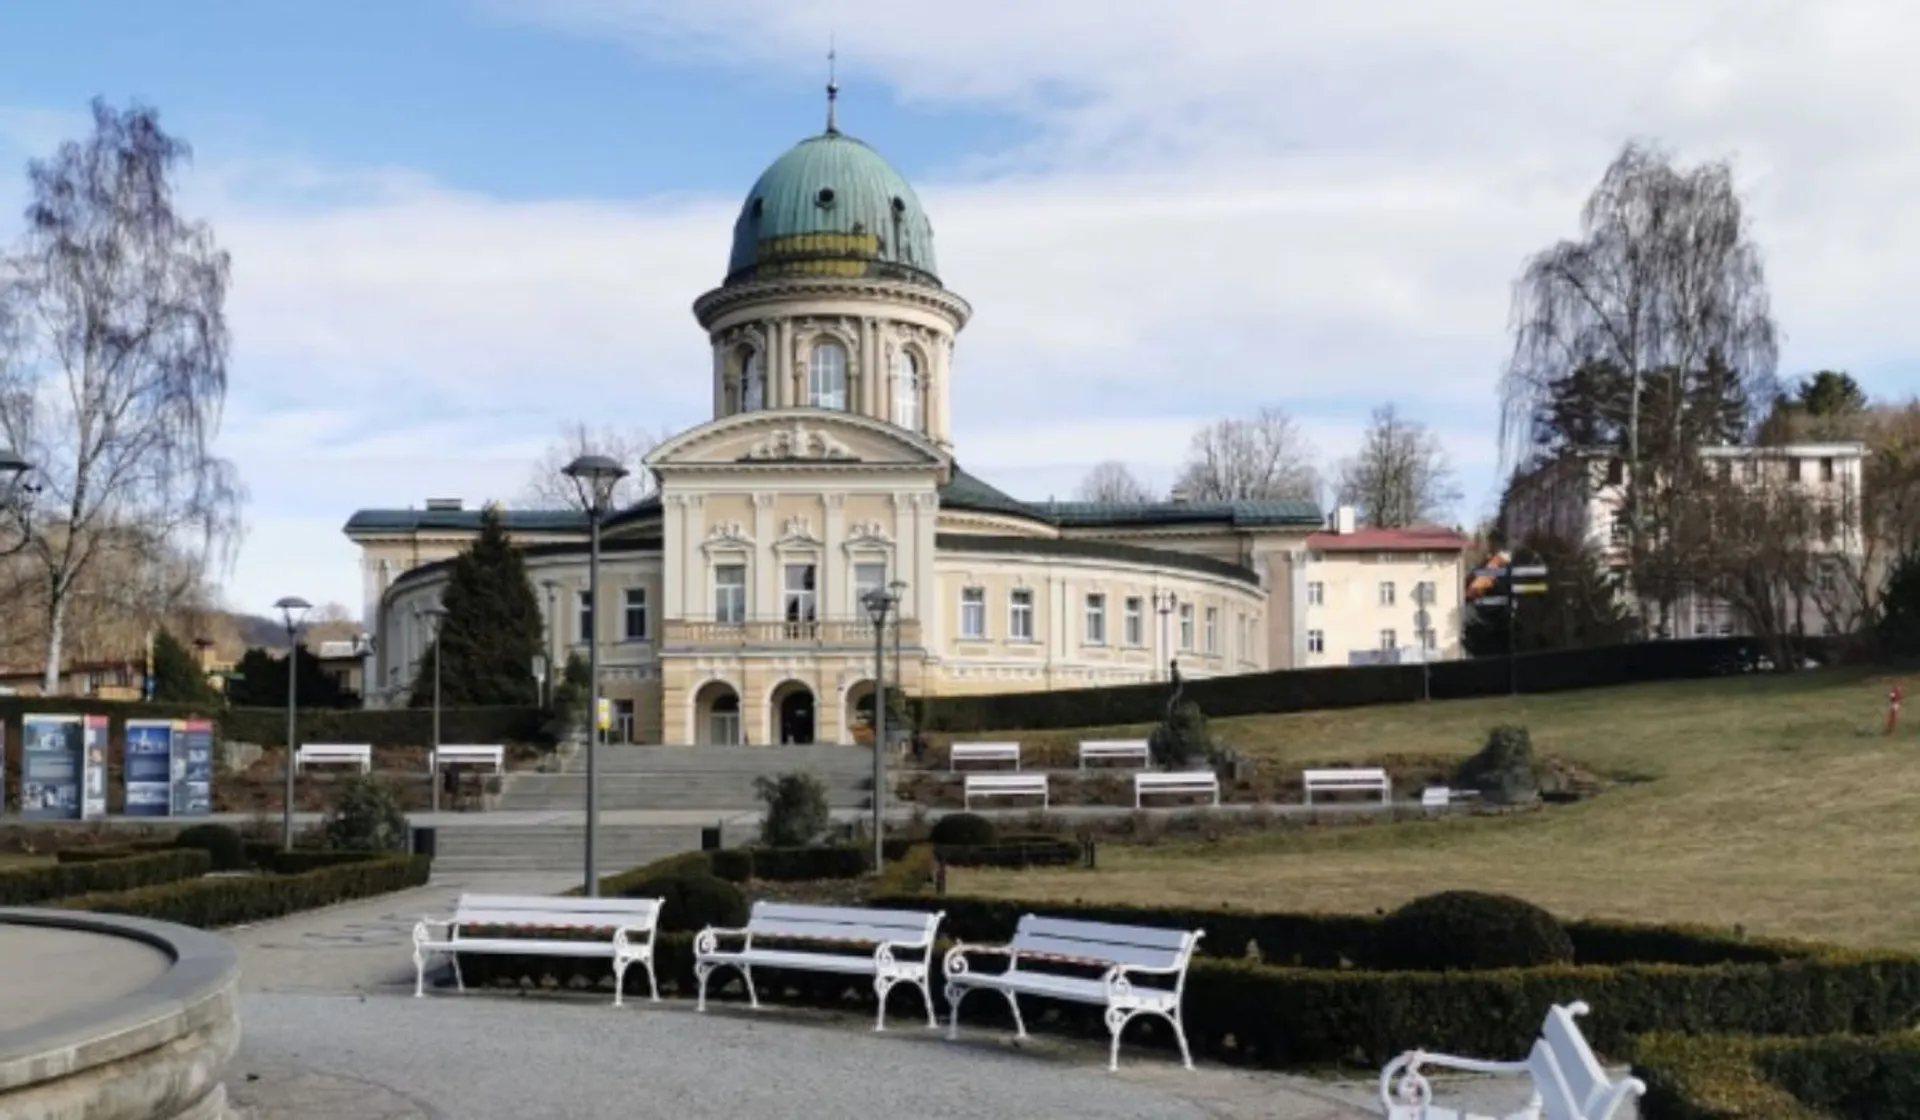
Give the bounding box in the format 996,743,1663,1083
879,834,1086,870
1632,1032,1920,1119
0,849,210,906
259,849,390,875
54,847,138,864
0,695,551,749
58,854,432,928
915,636,1822,732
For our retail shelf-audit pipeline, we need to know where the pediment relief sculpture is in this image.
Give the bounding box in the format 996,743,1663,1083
779,515,822,545
703,521,753,550
844,520,894,548
741,422,857,462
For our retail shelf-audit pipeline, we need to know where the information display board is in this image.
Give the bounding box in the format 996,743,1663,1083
123,718,176,817
82,715,108,820
20,714,83,820
173,719,214,816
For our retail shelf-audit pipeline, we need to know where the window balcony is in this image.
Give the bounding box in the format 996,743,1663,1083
663,619,922,650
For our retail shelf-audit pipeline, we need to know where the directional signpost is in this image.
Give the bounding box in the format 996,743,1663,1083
1475,559,1549,695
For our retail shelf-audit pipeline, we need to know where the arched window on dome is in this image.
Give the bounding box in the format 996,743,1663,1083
809,340,848,410
892,348,921,431
741,349,766,412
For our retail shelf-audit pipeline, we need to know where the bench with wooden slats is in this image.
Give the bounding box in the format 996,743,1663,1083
948,741,1023,771
693,901,945,1030
944,913,1205,1070
410,893,663,1006
295,743,372,773
1379,1000,1647,1119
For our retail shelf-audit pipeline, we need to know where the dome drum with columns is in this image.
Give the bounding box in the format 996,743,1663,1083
343,105,1328,746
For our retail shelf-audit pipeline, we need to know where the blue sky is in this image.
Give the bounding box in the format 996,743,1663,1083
0,0,1915,619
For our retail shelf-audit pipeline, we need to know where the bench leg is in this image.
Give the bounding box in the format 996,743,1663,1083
613,955,628,1008
742,964,760,1009
944,983,969,1040
450,952,465,993
872,974,893,1032
694,961,715,1012
413,945,429,998
1104,1007,1193,1072
1004,990,1027,1038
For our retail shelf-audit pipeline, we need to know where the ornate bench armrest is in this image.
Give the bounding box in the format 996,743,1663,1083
693,925,752,955
1379,1049,1533,1114
412,917,455,947
943,941,1015,978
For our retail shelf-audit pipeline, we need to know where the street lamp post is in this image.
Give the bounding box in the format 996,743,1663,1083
562,454,630,898
862,585,898,873
1506,557,1550,696
418,607,446,813
1153,591,1178,681
1413,583,1433,702
888,578,907,732
273,596,312,850
540,579,558,708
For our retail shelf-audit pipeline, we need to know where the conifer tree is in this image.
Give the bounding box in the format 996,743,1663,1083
410,506,542,707
149,628,219,705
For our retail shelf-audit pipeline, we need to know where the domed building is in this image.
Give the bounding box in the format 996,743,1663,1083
344,100,1460,744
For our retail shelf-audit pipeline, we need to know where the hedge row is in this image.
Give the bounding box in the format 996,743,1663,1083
0,696,551,748
57,854,432,928
0,849,211,906
915,636,1828,732
596,839,1084,889
1632,1032,1920,1119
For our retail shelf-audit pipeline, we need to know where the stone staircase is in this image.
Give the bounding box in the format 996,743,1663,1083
428,822,699,877
495,744,877,813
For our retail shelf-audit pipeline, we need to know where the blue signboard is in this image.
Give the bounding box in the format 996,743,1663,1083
123,719,175,817
173,720,214,817
20,714,83,820
82,716,108,820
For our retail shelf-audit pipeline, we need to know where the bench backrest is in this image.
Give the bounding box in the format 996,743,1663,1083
744,901,942,946
966,773,1046,790
300,743,370,757
1542,1002,1616,1116
1080,739,1149,754
1137,771,1217,786
951,741,1020,757
1421,787,1449,806
1302,767,1388,783
453,893,661,931
1010,914,1201,973
438,744,502,755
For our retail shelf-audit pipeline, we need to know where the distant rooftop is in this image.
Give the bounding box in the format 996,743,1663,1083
1306,526,1473,553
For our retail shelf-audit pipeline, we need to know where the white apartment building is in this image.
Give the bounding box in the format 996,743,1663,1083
1282,507,1472,668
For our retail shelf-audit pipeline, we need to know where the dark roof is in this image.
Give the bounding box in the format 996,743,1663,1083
343,496,663,536
1307,526,1472,553
935,533,1260,587
388,537,666,593
936,465,1322,530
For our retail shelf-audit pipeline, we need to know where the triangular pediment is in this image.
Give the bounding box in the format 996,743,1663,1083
646,410,949,474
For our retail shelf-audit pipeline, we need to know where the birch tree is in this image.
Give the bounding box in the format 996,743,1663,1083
0,99,242,692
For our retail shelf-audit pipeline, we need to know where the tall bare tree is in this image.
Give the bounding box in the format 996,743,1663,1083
520,423,668,511
0,100,242,692
1175,407,1320,503
1334,405,1460,526
1500,141,1780,632
1075,460,1156,503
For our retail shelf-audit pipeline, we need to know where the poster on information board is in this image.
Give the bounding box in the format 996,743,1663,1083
20,714,83,820
123,719,176,817
173,719,214,817
82,715,108,820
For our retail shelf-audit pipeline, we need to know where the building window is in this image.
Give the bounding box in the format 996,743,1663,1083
1604,457,1624,485
1415,580,1436,606
576,590,592,643
1380,629,1398,651
1818,560,1839,594
809,339,848,409
1307,629,1324,654
1009,588,1034,640
613,699,635,743
1821,456,1835,482
853,561,887,609
1085,593,1107,645
1178,603,1195,651
960,587,987,639
1788,457,1803,482
1123,597,1143,646
708,692,741,746
1378,581,1396,607
1819,504,1838,541
623,588,648,641
893,349,920,430
742,350,766,411
1307,581,1324,606
1204,607,1218,654
1609,510,1629,545
1418,628,1436,651
783,563,817,635
714,564,746,623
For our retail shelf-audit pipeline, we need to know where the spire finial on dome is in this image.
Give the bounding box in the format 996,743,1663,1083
826,36,840,134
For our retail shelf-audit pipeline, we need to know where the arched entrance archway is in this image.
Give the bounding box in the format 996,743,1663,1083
770,680,815,745
694,681,741,746
844,679,877,743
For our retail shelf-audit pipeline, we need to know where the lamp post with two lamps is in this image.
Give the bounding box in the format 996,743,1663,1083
273,595,312,851
861,584,899,872
1152,591,1179,681
562,454,630,897
417,606,446,813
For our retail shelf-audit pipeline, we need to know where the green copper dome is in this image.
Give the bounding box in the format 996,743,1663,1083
725,130,940,288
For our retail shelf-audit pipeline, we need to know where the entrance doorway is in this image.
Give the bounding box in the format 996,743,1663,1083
773,682,815,745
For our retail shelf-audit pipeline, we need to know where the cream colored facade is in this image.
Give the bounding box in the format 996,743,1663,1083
342,118,1465,744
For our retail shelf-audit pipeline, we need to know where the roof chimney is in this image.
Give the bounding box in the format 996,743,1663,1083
424,498,464,512
1333,505,1356,535
1168,485,1190,504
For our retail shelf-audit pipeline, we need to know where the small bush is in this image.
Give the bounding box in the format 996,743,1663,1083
936,837,1082,869
617,871,749,934
709,849,753,883
754,772,830,848
174,823,247,871
874,844,938,896
1149,700,1217,770
321,773,409,852
1456,724,1541,804
929,812,997,846
749,845,868,881
1371,890,1574,972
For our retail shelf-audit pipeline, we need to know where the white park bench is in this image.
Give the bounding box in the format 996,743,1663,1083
295,743,372,773
432,744,506,773
1379,1000,1645,1119
1134,770,1221,808
1421,787,1478,809
1303,766,1392,805
1079,739,1151,769
945,914,1205,1071
410,893,663,1007
948,741,1022,771
963,772,1049,809
693,902,946,1030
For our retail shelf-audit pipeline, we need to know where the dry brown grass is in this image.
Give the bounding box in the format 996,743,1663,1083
949,667,1920,951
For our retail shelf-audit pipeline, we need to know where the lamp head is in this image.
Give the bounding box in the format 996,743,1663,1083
562,454,630,515
861,587,897,625
272,595,312,630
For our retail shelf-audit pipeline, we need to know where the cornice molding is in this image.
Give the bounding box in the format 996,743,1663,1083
693,277,972,330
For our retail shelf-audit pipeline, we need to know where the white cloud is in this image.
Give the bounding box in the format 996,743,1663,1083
7,0,1920,616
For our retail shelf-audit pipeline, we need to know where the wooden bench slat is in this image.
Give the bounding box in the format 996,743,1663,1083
1019,915,1194,951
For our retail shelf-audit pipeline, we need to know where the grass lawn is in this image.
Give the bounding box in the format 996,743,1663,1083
0,852,53,869
948,667,1920,951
